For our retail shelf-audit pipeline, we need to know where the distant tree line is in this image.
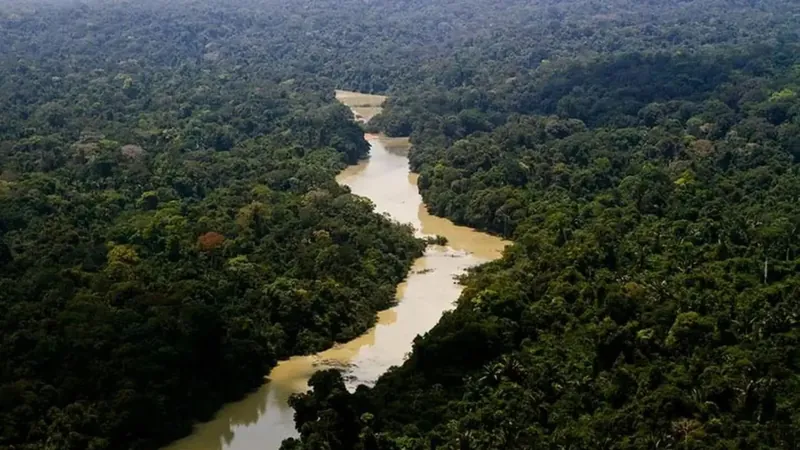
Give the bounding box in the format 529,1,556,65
1,0,800,449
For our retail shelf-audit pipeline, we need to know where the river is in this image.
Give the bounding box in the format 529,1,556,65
163,91,507,450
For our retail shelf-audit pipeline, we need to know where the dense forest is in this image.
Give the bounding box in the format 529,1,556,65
285,1,800,450
0,2,430,449
2,0,800,449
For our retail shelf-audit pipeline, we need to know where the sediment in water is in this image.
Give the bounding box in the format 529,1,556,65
162,92,507,450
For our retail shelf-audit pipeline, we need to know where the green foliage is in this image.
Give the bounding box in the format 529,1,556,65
0,3,426,449
277,1,800,450
2,0,800,449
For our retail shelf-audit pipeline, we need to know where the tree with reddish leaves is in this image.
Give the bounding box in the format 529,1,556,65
197,231,225,251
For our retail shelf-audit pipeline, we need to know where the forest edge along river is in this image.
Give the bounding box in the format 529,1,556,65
163,91,508,450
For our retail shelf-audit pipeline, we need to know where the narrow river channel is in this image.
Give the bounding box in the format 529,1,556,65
163,92,507,450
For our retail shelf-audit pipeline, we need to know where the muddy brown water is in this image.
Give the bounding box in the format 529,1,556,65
163,92,508,450
334,89,386,122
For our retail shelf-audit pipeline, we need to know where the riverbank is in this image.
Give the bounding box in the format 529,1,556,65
162,91,507,450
